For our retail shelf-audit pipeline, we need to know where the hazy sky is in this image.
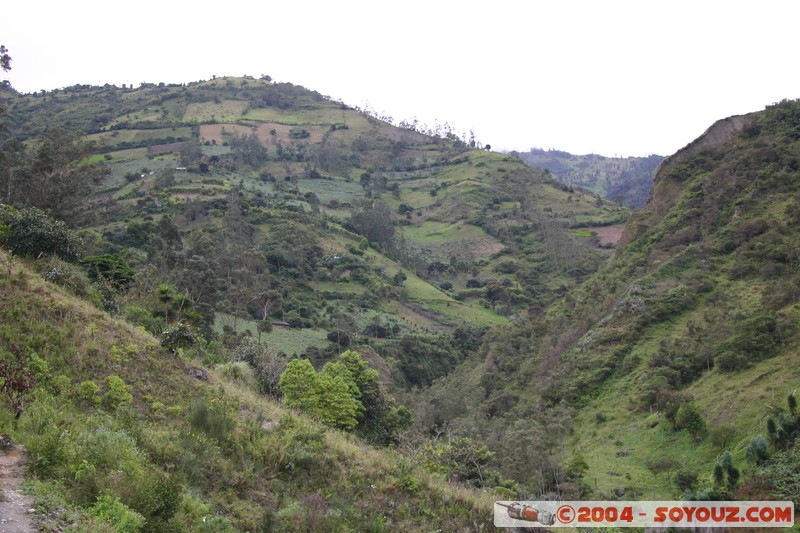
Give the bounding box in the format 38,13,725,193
4,1,799,156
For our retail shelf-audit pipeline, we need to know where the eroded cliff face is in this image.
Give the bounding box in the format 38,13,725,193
619,113,755,248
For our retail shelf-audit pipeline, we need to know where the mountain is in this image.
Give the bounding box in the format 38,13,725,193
405,100,800,502
1,77,626,387
515,148,663,208
3,72,799,524
0,76,627,529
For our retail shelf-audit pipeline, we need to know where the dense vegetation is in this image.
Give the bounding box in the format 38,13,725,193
2,64,800,530
0,75,625,530
406,100,800,503
0,249,497,531
516,148,663,208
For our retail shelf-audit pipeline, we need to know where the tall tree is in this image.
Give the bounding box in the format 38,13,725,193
15,127,108,222
0,45,10,73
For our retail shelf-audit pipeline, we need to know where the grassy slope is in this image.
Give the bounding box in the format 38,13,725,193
401,102,800,505
5,78,627,336
0,248,497,531
560,106,800,498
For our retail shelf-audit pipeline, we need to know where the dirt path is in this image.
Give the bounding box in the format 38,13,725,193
0,445,36,533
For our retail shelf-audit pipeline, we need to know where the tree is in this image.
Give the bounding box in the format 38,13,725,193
15,127,108,222
0,45,10,73
311,372,361,430
745,436,769,464
422,436,495,487
646,457,680,485
674,470,699,492
565,451,589,478
713,451,740,492
230,132,268,167
0,206,82,261
349,200,395,251
675,402,705,438
82,254,135,289
233,339,287,396
279,359,362,430
279,359,319,412
157,283,175,321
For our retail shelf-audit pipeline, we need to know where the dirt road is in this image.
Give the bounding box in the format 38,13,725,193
0,445,35,533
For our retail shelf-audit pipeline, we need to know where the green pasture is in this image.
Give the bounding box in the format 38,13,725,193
183,100,250,122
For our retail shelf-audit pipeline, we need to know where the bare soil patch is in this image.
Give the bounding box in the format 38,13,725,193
593,224,624,246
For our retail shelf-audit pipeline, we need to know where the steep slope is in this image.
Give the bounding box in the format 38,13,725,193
0,248,497,531
516,148,663,208
405,100,800,502
1,78,626,388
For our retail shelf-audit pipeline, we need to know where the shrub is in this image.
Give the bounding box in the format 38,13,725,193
279,359,363,430
76,380,101,405
103,375,133,411
216,361,254,386
745,436,770,464
0,349,37,415
160,323,199,354
86,494,146,533
189,398,236,443
82,254,135,289
38,257,93,297
0,207,82,261
130,472,183,531
125,306,162,335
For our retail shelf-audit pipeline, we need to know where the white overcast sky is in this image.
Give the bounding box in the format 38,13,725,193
4,1,799,156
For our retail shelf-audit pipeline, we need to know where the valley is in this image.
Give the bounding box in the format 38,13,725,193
1,76,799,531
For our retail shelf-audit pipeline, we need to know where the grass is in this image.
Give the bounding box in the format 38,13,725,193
243,106,350,125
311,281,366,294
296,177,364,204
183,100,250,122
425,299,508,326
0,249,499,531
214,313,332,356
401,220,487,245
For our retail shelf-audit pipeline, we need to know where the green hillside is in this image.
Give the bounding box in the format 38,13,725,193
1,77,626,388
4,70,800,529
0,248,497,531
405,100,800,504
0,75,628,530
516,148,663,208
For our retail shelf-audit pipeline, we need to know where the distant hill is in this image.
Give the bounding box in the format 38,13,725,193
406,100,800,501
515,148,663,208
0,78,627,380
0,75,633,528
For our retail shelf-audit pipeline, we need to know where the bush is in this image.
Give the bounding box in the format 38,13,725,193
745,436,770,464
189,398,236,443
103,375,133,411
125,306,162,336
0,207,82,261
130,472,183,531
715,314,782,371
86,494,146,533
37,256,93,297
279,359,362,430
216,361,254,386
160,323,199,354
76,380,101,405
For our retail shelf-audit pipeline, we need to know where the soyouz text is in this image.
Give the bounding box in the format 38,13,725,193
494,501,794,528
